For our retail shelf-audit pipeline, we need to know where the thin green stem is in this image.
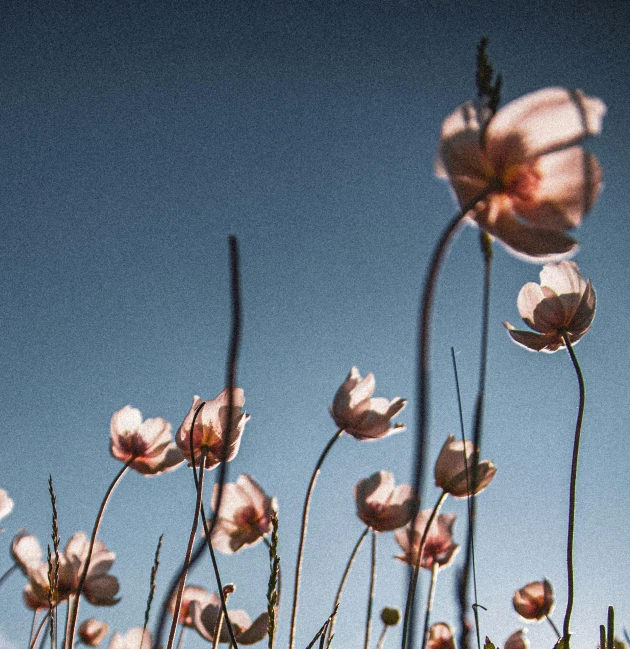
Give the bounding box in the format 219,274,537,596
364,530,377,649
421,564,440,649
546,614,561,639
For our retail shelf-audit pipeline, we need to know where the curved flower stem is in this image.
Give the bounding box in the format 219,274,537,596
560,331,585,645
65,458,133,649
364,529,377,649
375,624,389,649
546,614,561,639
28,608,40,649
288,427,344,649
29,611,50,649
420,564,440,649
212,589,232,649
0,563,17,588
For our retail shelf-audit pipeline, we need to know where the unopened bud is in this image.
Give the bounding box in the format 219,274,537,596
380,607,401,627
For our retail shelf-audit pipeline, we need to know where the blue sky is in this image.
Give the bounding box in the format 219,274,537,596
1,1,629,648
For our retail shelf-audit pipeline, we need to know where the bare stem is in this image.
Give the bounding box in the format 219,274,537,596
364,530,377,649
421,564,440,649
0,563,17,588
546,614,561,639
375,625,389,649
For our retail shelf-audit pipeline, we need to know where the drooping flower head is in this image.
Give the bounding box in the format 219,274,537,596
210,475,276,554
504,629,529,649
427,622,456,649
79,619,110,647
504,261,595,352
110,406,184,475
176,388,250,470
330,367,406,440
436,88,605,261
434,434,497,498
395,511,459,570
512,579,555,621
354,471,417,532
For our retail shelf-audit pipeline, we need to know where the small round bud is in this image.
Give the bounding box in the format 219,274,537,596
223,583,236,596
380,607,401,627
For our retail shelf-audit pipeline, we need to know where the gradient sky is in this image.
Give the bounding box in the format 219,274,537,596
2,1,629,648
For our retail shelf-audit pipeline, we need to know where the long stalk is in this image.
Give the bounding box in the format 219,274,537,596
421,564,440,649
364,530,377,649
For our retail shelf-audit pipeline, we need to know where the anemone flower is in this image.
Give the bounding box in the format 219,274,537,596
426,623,456,649
108,628,151,649
395,511,459,571
169,584,217,627
504,629,529,649
79,619,110,647
354,471,417,532
513,579,555,621
436,87,605,261
0,489,13,522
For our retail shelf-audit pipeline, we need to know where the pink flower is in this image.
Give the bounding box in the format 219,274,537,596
0,489,13,522
427,623,456,649
395,511,459,570
504,630,529,649
436,88,605,261
108,628,151,649
504,261,595,352
176,389,250,470
210,475,275,554
110,406,184,475
434,435,497,498
513,579,555,621
168,585,216,627
330,367,406,440
79,619,110,647
354,471,417,532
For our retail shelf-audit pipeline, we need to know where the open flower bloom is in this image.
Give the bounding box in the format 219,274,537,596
0,489,14,521
108,628,151,649
176,388,250,470
434,434,497,498
436,88,605,261
110,406,184,475
354,471,417,532
427,623,456,649
504,630,529,649
330,367,406,440
504,261,595,352
513,579,554,621
168,584,217,627
189,593,269,645
210,475,275,554
79,619,110,647
12,530,119,609
395,511,459,570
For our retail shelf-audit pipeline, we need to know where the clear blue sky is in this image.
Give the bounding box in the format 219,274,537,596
1,1,629,648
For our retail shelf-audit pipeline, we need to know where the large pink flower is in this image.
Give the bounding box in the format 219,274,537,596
110,406,184,475
436,88,605,261
504,261,595,352
354,471,417,532
330,367,406,440
395,511,459,571
176,388,250,470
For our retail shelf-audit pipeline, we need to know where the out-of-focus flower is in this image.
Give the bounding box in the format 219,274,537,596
504,629,529,649
189,593,269,645
169,584,217,627
380,608,401,627
395,511,459,570
436,88,605,261
513,579,554,621
434,435,497,498
110,406,184,475
427,623,456,649
79,619,110,647
504,261,595,352
176,389,250,470
0,489,14,522
210,475,276,554
354,471,417,532
330,367,406,441
108,628,151,649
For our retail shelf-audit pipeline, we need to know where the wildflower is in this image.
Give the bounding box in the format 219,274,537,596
513,579,555,621
330,367,406,440
434,434,497,498
395,511,459,570
354,471,417,532
108,628,151,649
110,406,184,475
0,489,13,521
504,261,595,352
427,623,456,649
79,619,110,647
504,629,529,649
168,584,217,627
210,475,276,554
436,88,605,261
176,388,250,470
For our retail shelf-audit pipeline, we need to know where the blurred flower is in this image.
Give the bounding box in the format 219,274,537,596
330,367,406,440
110,406,184,475
210,475,276,554
504,629,529,649
79,619,110,647
189,593,269,645
176,389,250,470
354,471,417,532
427,623,456,649
436,88,605,261
504,261,595,352
108,628,151,649
0,489,14,522
395,511,459,570
434,435,497,498
513,579,554,621
168,584,216,627
380,608,401,627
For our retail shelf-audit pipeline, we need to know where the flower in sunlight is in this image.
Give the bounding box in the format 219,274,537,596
427,622,456,649
434,434,497,498
210,474,276,554
79,619,110,647
395,511,459,570
108,628,151,649
436,87,605,261
0,489,13,522
354,471,417,532
176,388,250,470
190,593,269,645
504,261,595,352
513,579,555,621
168,585,216,627
504,629,529,649
330,367,406,440
110,406,185,475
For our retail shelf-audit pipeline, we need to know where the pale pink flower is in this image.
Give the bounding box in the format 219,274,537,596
210,475,276,554
395,511,459,570
176,388,250,470
436,88,605,261
79,619,110,647
504,629,529,649
513,579,555,621
330,367,406,440
427,622,456,649
434,435,497,498
108,628,151,649
354,471,417,532
110,406,184,475
169,584,217,627
0,489,14,522
504,261,595,352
